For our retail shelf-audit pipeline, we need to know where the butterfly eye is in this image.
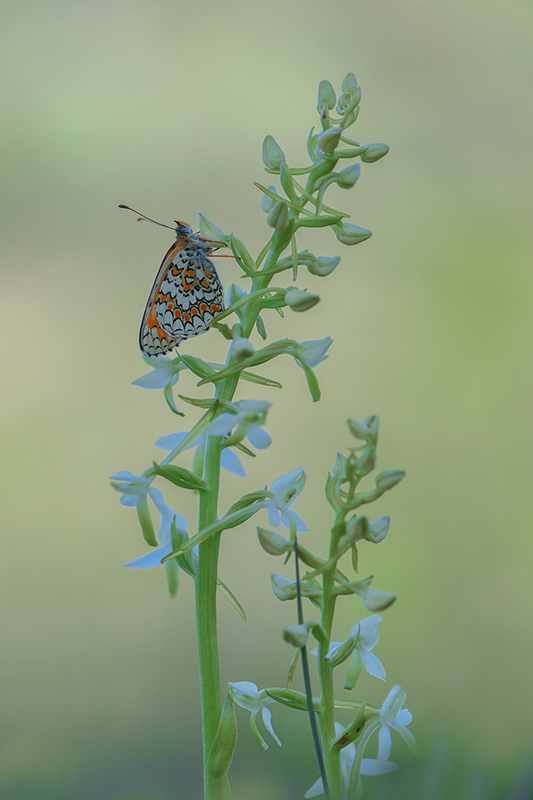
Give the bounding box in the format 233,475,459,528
174,221,193,236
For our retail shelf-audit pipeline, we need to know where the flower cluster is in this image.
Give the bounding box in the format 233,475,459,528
111,72,412,799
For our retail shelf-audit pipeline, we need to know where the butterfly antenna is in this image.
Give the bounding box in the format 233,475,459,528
118,205,175,231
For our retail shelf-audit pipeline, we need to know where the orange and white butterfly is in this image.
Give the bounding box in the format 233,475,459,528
119,205,226,356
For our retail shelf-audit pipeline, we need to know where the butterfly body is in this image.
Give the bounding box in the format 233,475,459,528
137,219,225,356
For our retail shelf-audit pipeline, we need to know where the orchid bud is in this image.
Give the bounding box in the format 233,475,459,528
285,288,320,312
317,80,336,111
257,527,291,556
266,201,289,230
282,624,309,648
375,469,406,492
316,127,342,154
360,143,390,163
334,222,372,245
365,516,390,544
230,336,255,361
262,135,284,171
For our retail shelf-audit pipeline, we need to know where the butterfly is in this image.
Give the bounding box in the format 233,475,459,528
119,205,226,356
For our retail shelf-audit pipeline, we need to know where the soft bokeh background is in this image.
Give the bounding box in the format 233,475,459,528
1,0,532,797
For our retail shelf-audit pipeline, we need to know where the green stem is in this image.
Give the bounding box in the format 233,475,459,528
295,536,330,800
196,435,224,800
317,512,346,798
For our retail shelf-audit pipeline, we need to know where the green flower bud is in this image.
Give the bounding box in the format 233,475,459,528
365,516,390,544
342,72,359,94
337,74,362,115
317,80,336,111
266,201,289,230
261,186,279,213
271,574,297,601
355,446,376,474
230,336,255,361
332,452,349,478
364,415,380,439
375,469,406,492
360,143,390,163
282,624,309,648
199,215,225,243
361,586,396,612
285,288,320,312
316,127,342,154
257,527,291,556
334,222,372,245
262,135,284,171
307,255,340,277
347,418,371,440
336,164,360,188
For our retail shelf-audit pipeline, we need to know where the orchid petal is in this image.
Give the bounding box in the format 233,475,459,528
123,543,173,568
359,647,386,681
220,447,246,477
261,706,282,746
377,724,393,762
247,426,272,449
360,758,399,776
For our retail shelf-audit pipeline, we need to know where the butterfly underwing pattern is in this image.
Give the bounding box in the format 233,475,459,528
119,207,225,356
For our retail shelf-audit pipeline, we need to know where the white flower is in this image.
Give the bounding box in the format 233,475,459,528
266,468,307,532
123,512,187,568
312,615,386,681
349,615,386,680
206,400,272,450
228,681,281,750
376,685,416,762
295,338,333,368
110,471,179,519
155,431,246,478
305,722,398,797
132,356,183,389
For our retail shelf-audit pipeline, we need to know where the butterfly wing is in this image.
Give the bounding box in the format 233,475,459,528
139,238,225,356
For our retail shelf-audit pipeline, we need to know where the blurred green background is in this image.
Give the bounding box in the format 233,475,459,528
1,0,532,797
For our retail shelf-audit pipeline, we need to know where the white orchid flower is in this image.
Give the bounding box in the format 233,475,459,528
228,681,281,750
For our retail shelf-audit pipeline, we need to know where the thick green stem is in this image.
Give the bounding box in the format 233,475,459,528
196,436,223,800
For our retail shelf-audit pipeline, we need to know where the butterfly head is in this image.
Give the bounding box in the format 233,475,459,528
173,220,194,238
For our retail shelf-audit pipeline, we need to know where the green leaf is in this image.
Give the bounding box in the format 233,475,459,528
179,354,216,379
332,703,367,749
255,314,267,340
159,404,220,465
236,369,282,389
177,394,216,409
152,461,207,491
286,648,300,691
207,694,237,778
217,579,246,621
265,688,317,712
226,491,271,514
229,235,256,275
161,504,265,561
